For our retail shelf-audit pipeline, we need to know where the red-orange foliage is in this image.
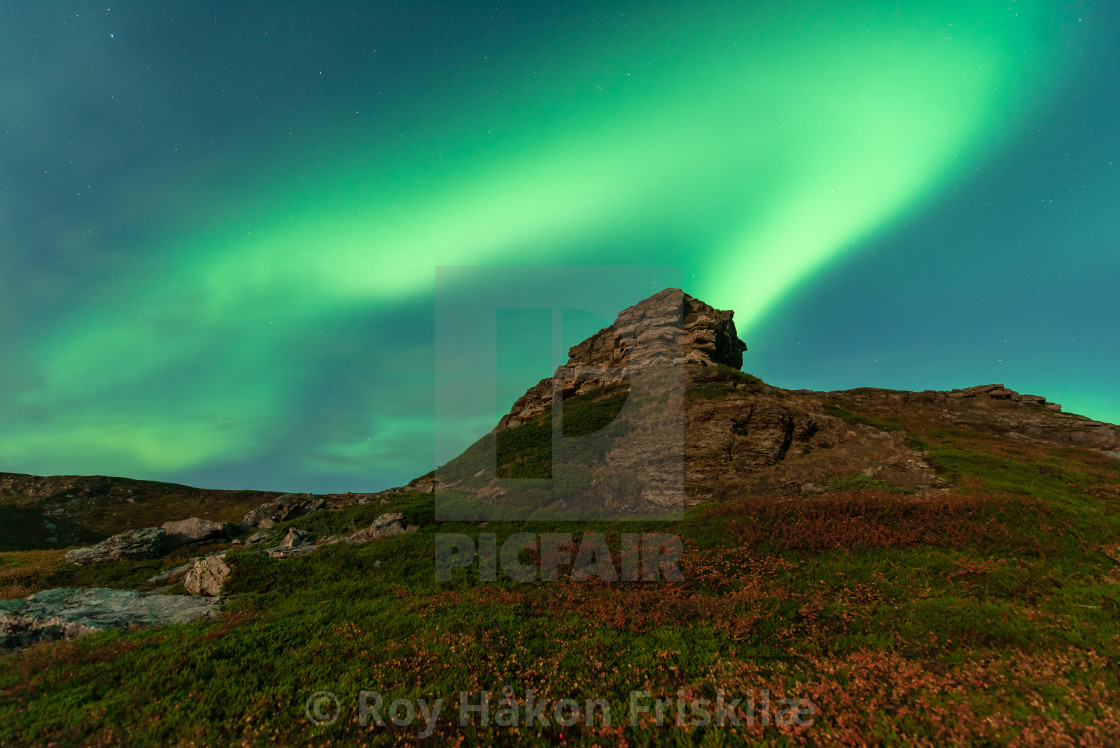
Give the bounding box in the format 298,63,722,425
709,490,1054,552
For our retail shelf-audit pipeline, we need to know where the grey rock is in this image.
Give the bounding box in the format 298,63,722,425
183,555,231,597
161,518,232,548
146,563,193,586
65,527,168,565
278,527,314,550
246,529,274,545
260,527,318,558
496,289,747,432
346,514,419,543
373,512,404,529
0,588,220,651
1103,451,1120,460
240,494,327,529
378,522,407,537
264,544,317,559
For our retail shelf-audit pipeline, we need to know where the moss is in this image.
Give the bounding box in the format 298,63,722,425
823,402,904,431
685,366,766,401
827,474,913,493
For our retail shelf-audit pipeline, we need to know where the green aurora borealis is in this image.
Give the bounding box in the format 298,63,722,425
1,1,1116,491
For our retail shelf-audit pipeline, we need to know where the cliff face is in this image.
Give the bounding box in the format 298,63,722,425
564,287,747,370
496,288,746,431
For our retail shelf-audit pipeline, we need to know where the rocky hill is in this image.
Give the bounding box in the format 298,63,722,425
437,288,1119,517
0,473,290,552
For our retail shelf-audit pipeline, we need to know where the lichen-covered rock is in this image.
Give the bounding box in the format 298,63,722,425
0,588,220,651
161,517,232,548
64,527,168,565
183,554,232,597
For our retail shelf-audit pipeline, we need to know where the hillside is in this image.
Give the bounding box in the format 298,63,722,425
1,289,1118,745
0,472,286,552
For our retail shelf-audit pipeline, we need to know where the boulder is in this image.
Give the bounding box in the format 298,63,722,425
0,587,220,651
183,554,232,597
161,518,232,548
64,527,168,565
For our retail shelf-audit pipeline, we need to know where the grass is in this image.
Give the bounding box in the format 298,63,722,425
821,402,904,432
1,403,1118,744
685,366,766,402
826,474,913,493
441,384,633,484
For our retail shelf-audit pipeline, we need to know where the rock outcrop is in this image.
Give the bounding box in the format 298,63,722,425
64,527,168,565
564,287,746,371
183,555,232,597
0,588,220,651
946,384,1061,411
162,517,233,548
840,385,1120,454
496,288,746,431
240,495,327,529
262,527,317,558
346,512,419,543
64,517,235,565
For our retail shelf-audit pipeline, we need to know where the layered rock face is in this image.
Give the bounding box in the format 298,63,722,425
564,287,747,370
496,288,746,431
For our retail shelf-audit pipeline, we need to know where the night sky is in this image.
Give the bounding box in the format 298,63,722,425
2,1,1116,492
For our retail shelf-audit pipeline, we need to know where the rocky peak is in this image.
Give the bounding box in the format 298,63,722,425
496,288,746,431
565,288,747,371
